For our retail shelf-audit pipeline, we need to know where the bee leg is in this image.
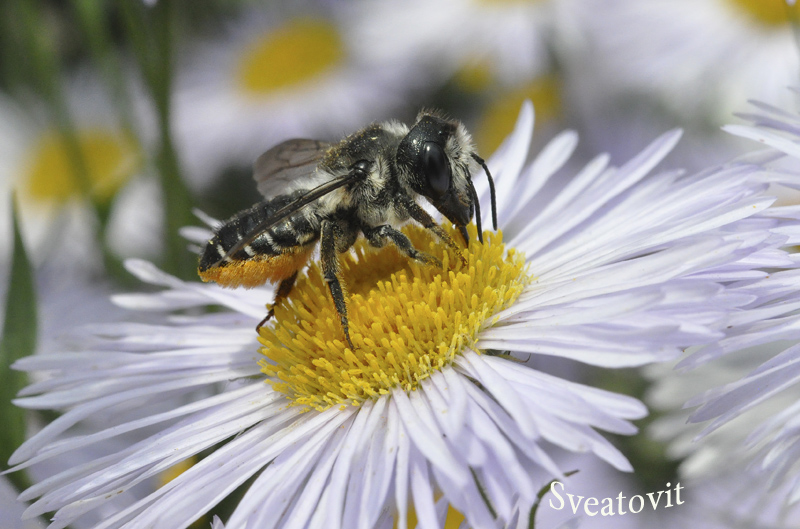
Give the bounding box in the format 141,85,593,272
256,271,298,330
256,313,271,330
402,199,468,266
458,225,470,246
364,225,442,268
321,220,355,350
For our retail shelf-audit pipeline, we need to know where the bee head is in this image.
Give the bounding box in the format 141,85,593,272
396,112,496,243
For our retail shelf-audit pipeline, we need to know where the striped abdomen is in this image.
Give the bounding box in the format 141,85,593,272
198,193,319,288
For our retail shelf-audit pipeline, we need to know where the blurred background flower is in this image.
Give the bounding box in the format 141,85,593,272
577,0,800,124
3,0,800,528
171,5,426,190
646,347,800,528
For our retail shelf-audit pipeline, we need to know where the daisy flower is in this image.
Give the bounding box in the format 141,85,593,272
354,0,554,90
8,101,800,528
0,250,164,528
575,0,800,124
352,0,562,155
646,355,800,528
102,176,164,262
0,477,36,529
171,7,422,189
663,99,800,506
668,469,800,529
0,77,143,265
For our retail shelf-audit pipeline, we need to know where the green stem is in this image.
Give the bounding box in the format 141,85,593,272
121,0,196,279
70,0,139,145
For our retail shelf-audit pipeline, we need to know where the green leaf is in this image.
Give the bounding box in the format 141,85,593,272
0,199,37,493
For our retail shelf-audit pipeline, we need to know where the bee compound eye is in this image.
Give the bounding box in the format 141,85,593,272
352,160,371,177
421,141,450,198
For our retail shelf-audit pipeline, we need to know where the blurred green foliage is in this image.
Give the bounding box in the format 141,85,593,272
0,0,216,281
0,200,37,495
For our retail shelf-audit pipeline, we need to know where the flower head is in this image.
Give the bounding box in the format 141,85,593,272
10,102,800,528
0,80,143,265
652,98,800,507
260,225,528,410
171,8,420,189
355,0,554,89
352,0,563,154
577,0,800,123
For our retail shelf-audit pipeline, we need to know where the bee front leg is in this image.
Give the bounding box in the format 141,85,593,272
401,199,468,266
320,220,355,350
364,225,442,268
256,271,298,330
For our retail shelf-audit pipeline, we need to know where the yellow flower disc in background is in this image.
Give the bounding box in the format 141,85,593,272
453,59,496,94
237,18,346,95
728,0,799,26
25,129,138,204
398,503,466,529
475,75,561,154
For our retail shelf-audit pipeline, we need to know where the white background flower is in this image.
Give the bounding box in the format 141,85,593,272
171,6,425,190
0,75,150,268
643,100,800,513
572,0,800,124
647,353,800,528
353,0,555,88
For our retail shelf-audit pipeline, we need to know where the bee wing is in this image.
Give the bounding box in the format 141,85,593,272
253,139,332,198
209,170,361,269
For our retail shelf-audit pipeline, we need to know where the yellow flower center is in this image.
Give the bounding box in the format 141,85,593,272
258,224,529,411
25,129,138,204
727,0,799,26
398,503,465,529
158,457,196,486
158,457,207,528
453,59,496,94
475,75,562,154
237,18,345,96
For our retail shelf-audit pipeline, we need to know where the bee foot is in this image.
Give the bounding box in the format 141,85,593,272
344,332,356,351
416,252,442,269
256,309,275,330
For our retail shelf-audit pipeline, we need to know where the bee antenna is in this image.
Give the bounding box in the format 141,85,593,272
467,176,483,244
471,153,498,231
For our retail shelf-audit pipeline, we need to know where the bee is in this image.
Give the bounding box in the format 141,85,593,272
198,110,497,348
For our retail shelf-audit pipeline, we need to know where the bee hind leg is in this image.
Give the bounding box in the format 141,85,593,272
256,271,298,330
364,225,442,268
321,220,355,350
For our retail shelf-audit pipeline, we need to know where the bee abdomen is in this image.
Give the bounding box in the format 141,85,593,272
198,243,314,288
198,195,318,288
